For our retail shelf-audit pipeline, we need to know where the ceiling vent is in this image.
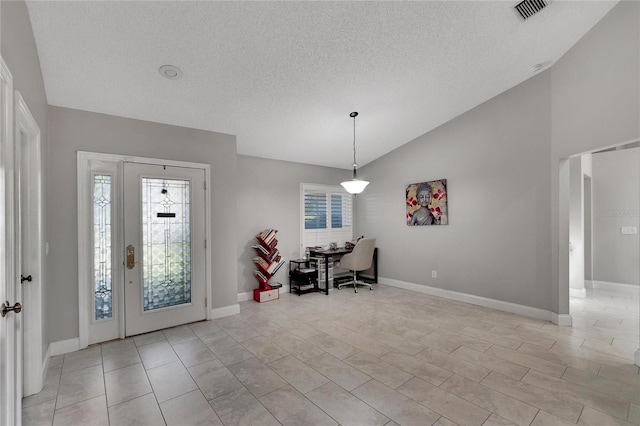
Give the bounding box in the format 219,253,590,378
514,0,551,21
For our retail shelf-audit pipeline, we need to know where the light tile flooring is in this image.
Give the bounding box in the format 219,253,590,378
22,284,639,426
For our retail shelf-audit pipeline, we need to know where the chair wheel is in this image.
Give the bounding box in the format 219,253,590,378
369,287,373,290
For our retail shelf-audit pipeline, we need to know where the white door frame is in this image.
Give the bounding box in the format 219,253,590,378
77,152,212,349
15,91,44,397
0,56,20,426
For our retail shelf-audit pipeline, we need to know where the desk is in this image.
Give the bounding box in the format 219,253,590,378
309,247,378,295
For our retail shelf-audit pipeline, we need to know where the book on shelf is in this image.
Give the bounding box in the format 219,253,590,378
253,257,284,278
258,229,277,246
253,270,268,283
268,258,285,276
251,244,270,256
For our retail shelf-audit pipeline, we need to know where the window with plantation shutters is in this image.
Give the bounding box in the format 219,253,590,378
301,184,352,255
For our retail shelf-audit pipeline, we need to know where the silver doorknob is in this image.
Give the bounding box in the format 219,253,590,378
1,301,22,317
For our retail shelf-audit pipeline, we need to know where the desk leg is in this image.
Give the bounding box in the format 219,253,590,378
324,256,329,295
374,248,378,283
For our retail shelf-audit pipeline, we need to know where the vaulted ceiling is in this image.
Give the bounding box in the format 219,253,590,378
27,1,617,168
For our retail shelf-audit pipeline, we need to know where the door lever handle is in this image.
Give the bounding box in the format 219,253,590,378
126,245,136,269
2,301,22,317
21,275,32,283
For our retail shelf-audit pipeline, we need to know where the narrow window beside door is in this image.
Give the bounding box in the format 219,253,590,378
93,174,112,320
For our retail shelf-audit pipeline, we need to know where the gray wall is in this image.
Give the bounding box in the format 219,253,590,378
592,148,640,286
1,0,50,358
357,72,553,310
357,1,639,314
550,1,639,313
47,106,238,342
236,155,350,294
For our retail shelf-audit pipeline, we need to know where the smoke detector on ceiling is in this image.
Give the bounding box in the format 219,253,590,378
514,0,552,21
159,65,182,80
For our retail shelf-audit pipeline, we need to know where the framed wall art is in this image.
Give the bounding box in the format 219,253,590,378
406,179,448,225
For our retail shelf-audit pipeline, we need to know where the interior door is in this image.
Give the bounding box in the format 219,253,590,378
15,91,43,398
123,162,206,336
0,251,21,426
0,55,20,426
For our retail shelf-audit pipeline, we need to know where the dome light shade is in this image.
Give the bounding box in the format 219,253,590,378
341,179,369,194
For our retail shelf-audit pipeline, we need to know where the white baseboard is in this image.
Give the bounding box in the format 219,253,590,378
238,285,291,303
49,337,81,356
552,313,573,326
238,291,252,302
570,288,587,298
635,349,640,367
592,280,639,294
379,277,566,324
584,280,594,289
209,304,240,320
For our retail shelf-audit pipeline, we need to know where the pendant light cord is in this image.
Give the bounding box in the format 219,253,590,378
351,111,358,179
353,114,357,168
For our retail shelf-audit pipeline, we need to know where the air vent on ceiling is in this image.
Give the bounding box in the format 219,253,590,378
514,0,551,21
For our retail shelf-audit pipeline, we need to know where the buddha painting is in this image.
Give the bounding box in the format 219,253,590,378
406,179,448,226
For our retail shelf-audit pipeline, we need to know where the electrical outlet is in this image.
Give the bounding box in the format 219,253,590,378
432,270,437,278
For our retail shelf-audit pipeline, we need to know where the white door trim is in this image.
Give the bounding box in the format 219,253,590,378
0,56,20,426
14,91,44,397
77,151,212,349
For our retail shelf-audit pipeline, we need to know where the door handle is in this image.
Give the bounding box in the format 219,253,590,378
126,245,136,269
1,301,22,317
21,274,32,283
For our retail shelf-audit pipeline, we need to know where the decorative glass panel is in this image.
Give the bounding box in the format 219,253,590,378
142,178,191,311
93,175,112,320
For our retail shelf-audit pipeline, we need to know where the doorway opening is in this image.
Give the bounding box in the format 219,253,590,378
563,140,640,365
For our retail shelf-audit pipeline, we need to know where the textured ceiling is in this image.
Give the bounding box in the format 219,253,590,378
26,1,617,169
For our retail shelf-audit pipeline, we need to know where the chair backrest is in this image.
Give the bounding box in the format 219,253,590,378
341,238,376,271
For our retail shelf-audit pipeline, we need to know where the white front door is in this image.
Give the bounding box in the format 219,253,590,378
123,162,206,336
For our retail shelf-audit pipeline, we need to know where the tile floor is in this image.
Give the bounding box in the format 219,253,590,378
22,284,639,426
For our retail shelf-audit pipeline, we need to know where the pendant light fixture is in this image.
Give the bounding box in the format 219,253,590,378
341,112,370,194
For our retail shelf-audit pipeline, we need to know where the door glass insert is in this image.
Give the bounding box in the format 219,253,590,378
142,177,191,311
93,174,112,320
